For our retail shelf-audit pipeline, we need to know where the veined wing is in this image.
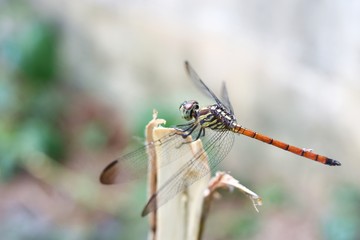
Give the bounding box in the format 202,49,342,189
100,126,207,185
100,131,179,184
141,129,235,216
185,61,234,115
221,82,234,115
185,61,222,106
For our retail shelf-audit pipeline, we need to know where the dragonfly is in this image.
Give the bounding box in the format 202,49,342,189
100,61,341,216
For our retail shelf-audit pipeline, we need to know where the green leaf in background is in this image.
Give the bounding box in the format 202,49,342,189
17,119,65,162
17,21,59,85
322,184,360,240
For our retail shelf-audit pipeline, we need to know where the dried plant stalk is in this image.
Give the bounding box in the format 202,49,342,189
146,111,210,240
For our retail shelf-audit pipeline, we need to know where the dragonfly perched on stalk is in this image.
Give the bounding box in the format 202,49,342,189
100,61,341,216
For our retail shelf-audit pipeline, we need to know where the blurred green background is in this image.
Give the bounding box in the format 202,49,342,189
0,0,359,239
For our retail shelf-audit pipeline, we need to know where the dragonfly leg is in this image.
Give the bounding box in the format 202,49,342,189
177,127,206,150
180,124,199,138
194,127,205,141
174,123,196,134
175,121,195,128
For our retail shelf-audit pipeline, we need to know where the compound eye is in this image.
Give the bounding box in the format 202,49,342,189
184,102,194,110
179,100,199,121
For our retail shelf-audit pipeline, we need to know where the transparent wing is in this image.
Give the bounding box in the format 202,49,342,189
141,129,235,216
221,82,234,114
185,61,223,106
185,61,233,113
100,131,177,184
100,125,205,185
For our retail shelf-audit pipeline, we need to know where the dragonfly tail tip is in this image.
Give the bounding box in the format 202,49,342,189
326,158,341,166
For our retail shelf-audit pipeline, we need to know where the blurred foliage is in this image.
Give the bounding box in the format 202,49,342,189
0,3,155,238
0,2,65,181
80,121,108,150
322,184,360,240
228,215,258,239
259,183,288,208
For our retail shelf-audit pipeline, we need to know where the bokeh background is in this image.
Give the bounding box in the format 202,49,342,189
0,0,359,239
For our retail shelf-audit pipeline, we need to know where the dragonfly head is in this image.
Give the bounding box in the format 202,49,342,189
179,100,199,121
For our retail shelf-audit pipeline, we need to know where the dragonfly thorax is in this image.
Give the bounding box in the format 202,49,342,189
179,100,199,121
196,104,237,130
209,104,237,128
